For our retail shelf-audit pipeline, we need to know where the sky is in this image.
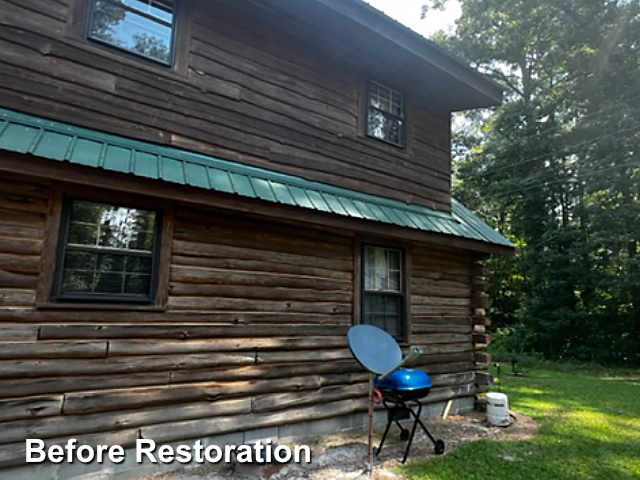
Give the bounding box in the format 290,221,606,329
363,0,461,38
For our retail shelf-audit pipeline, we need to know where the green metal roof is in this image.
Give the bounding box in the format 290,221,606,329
0,107,513,250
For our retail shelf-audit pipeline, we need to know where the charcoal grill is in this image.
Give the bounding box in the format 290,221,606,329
375,367,445,462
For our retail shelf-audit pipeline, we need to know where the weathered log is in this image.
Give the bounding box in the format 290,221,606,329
170,360,362,384
0,429,139,468
251,383,367,413
0,394,63,422
0,399,251,447
471,292,490,309
141,398,366,443
108,337,346,356
0,353,256,379
167,295,352,314
39,324,348,340
411,333,472,345
410,343,473,355
475,372,494,386
0,309,351,325
411,296,471,308
0,341,107,359
256,349,352,364
0,324,39,341
0,288,35,306
430,371,475,388
0,269,37,289
0,253,39,274
61,373,368,415
411,323,472,335
170,283,352,303
170,264,351,290
411,306,472,316
411,316,471,325
171,253,351,281
171,240,352,275
472,333,492,345
474,352,492,365
0,372,171,399
472,316,492,326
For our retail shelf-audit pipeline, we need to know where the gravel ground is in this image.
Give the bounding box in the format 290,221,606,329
143,411,539,480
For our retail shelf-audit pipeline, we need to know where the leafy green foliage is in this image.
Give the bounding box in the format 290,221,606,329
401,364,640,479
430,0,640,365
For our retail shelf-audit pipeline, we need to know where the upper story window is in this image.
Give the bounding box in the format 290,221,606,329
361,245,407,341
88,0,175,65
53,199,161,303
366,80,405,148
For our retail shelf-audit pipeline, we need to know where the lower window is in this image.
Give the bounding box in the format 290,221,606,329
361,245,407,341
53,199,161,303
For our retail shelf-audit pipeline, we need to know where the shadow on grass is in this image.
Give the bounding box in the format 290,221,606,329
401,366,640,480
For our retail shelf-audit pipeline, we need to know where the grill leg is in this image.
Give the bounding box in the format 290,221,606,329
401,401,422,463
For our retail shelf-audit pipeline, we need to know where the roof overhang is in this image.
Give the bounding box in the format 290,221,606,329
0,107,515,256
253,0,503,111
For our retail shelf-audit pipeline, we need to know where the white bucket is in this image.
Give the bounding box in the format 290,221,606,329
486,392,510,426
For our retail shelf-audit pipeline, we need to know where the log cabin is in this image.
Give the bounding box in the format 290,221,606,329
0,0,514,477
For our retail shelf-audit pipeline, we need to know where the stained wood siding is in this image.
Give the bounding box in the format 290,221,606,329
0,0,451,210
0,177,482,469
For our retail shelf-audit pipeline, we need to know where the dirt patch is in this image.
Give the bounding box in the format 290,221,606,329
144,411,539,480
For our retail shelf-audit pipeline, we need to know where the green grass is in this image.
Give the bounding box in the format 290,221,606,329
402,364,640,480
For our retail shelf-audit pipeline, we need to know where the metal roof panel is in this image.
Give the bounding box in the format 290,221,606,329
0,107,514,250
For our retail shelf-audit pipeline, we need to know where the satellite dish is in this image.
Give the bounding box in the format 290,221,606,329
347,324,402,375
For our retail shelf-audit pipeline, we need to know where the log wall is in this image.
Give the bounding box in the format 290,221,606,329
0,0,451,210
0,176,483,469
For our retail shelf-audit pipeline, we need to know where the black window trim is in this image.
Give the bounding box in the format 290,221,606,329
52,197,163,304
360,243,408,342
365,79,407,149
85,0,179,67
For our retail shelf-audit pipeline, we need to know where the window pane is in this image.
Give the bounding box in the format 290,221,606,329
124,273,151,294
123,0,172,22
94,272,125,294
363,293,403,340
126,256,153,273
58,199,158,301
89,0,173,64
364,246,402,292
61,270,93,293
64,251,96,270
367,109,404,146
68,200,156,252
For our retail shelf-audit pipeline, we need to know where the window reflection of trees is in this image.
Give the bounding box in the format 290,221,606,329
89,0,173,64
61,200,157,298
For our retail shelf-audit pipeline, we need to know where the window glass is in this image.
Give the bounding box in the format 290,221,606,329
362,245,406,340
88,0,174,64
366,81,405,147
56,199,159,302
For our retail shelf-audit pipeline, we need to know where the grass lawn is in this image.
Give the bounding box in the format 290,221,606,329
402,363,640,480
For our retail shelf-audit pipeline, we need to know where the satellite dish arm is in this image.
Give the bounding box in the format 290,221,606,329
377,346,423,382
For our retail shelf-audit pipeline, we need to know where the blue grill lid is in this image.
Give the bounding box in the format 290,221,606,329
375,368,432,391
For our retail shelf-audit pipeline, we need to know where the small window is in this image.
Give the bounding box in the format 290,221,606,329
366,81,405,147
88,0,175,65
53,199,161,303
361,245,407,341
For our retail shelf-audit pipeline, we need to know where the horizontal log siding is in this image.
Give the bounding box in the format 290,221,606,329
0,179,480,469
0,0,451,210
409,245,477,399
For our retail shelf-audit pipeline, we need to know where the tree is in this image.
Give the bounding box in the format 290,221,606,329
427,0,640,364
